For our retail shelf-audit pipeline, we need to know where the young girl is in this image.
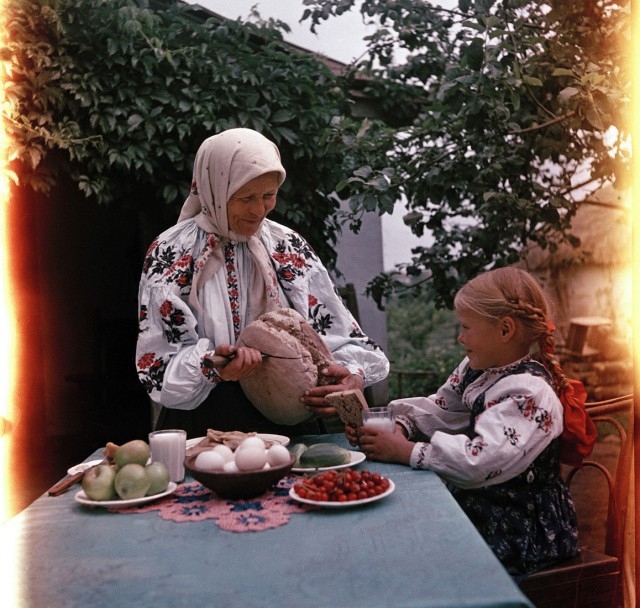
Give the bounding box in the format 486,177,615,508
352,267,580,576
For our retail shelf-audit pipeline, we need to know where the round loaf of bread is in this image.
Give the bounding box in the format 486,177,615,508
237,308,335,425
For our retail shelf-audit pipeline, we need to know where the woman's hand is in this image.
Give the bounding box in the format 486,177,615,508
300,364,364,418
357,423,414,465
214,344,264,382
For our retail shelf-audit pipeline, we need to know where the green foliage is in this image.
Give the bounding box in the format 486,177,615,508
303,0,632,306
6,0,632,301
386,292,462,399
4,0,352,264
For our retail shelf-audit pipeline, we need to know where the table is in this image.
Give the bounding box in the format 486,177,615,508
2,434,533,608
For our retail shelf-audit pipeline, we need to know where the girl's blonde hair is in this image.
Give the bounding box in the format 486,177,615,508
453,267,569,392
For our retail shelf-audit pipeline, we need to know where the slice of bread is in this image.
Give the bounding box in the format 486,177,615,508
325,388,369,428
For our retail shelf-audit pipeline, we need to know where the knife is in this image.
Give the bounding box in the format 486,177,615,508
207,351,300,369
47,458,110,496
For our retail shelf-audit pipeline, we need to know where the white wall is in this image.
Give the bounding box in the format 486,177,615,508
334,205,389,404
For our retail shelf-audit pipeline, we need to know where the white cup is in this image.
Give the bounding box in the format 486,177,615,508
362,406,395,432
149,429,187,483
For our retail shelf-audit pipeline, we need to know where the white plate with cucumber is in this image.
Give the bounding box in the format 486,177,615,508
290,442,366,472
292,450,366,472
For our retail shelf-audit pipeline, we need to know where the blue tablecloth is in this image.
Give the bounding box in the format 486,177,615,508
2,434,533,608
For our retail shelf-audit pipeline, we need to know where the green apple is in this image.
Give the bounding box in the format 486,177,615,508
82,464,117,501
114,439,150,468
145,461,170,496
114,463,151,500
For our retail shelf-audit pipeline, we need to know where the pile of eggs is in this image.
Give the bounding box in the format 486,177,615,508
193,436,292,473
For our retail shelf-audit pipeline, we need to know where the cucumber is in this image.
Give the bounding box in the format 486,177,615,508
298,443,351,468
289,443,309,467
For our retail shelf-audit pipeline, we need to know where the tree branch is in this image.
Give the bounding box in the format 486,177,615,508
508,111,576,134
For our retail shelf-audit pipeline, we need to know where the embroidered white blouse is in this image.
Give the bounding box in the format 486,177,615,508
391,356,563,489
136,218,389,410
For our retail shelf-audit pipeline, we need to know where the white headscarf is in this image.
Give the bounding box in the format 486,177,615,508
177,128,286,315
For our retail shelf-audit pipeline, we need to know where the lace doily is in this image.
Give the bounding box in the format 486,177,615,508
109,476,315,532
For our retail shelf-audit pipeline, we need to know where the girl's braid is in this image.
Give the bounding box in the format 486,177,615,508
506,298,570,394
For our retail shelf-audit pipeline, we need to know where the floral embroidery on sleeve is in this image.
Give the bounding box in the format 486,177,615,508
143,240,194,291
308,294,333,335
159,300,188,344
466,437,488,457
272,233,316,286
349,323,365,339
200,352,223,384
516,395,552,433
414,442,430,468
142,239,161,273
167,254,193,289
535,409,552,433
435,395,447,409
449,369,462,392
137,352,167,393
504,426,521,446
138,304,148,332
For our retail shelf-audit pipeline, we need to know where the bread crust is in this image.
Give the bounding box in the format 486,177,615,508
325,389,369,428
236,308,336,425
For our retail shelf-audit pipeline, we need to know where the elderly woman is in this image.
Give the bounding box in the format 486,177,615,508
136,128,389,437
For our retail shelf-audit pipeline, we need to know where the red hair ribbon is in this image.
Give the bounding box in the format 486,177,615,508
558,379,598,467
542,319,556,354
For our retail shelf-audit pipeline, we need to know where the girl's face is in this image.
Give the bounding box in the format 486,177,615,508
456,308,506,370
227,172,279,236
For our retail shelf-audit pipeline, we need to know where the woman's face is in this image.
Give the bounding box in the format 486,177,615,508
227,172,280,236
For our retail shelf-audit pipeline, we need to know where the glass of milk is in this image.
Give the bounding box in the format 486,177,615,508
148,429,187,483
362,406,396,433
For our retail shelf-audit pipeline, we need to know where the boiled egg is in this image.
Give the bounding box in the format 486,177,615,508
211,444,234,463
236,436,267,452
223,460,239,473
194,450,226,472
234,446,268,471
266,444,292,467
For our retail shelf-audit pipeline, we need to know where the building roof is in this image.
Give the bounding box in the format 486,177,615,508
171,1,386,120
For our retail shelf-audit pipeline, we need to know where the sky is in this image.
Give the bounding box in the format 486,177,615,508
188,0,377,63
185,0,436,269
